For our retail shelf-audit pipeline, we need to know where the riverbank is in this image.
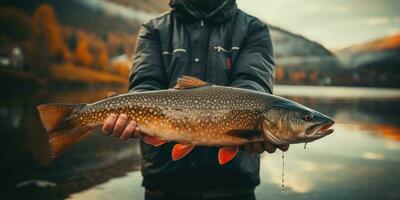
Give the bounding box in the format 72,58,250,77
0,64,128,93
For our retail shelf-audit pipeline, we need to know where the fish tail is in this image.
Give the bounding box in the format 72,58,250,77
37,103,91,157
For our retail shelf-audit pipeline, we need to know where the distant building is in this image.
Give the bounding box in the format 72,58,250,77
0,46,24,70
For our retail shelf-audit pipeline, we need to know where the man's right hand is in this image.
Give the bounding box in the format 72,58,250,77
101,92,142,141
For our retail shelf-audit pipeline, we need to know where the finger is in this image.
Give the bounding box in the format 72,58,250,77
253,142,265,154
112,114,128,137
132,126,141,138
120,121,135,141
278,144,290,152
105,91,117,99
264,142,277,153
102,114,117,135
244,144,254,154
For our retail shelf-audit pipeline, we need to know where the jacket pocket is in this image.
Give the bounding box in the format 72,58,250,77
162,49,189,81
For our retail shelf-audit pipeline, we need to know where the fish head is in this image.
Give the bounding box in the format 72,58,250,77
261,98,334,145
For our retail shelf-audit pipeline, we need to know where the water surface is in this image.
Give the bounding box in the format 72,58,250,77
2,86,400,199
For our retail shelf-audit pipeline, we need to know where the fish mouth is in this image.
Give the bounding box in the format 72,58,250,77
305,122,334,141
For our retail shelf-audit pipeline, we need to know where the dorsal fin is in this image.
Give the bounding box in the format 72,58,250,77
173,76,210,89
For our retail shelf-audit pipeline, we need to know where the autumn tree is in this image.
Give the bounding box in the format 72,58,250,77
275,66,285,82
31,4,72,62
96,41,110,71
113,62,130,77
75,31,93,67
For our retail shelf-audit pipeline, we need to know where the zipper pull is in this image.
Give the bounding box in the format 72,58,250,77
200,20,204,27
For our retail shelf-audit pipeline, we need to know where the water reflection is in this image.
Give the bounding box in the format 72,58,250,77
2,86,400,199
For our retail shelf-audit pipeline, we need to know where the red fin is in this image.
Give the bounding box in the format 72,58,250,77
173,76,210,89
218,146,239,165
144,136,166,147
172,144,194,161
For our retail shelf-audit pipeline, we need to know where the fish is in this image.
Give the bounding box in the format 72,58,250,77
37,76,334,165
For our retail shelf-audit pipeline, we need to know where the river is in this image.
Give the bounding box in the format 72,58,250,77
1,85,400,200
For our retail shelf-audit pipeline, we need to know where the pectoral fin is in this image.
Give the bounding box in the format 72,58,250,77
144,136,166,147
172,144,194,161
218,146,239,165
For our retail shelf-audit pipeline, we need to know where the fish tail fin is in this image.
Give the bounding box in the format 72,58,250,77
37,103,91,157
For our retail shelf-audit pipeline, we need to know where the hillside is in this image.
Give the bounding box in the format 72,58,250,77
335,34,400,87
269,26,342,85
335,34,400,68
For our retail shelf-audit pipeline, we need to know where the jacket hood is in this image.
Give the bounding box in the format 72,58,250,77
169,0,237,24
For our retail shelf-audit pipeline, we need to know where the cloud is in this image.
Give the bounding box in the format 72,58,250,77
331,5,350,13
366,17,390,25
302,5,322,14
301,4,350,14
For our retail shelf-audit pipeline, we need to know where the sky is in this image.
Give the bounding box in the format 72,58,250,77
236,0,400,50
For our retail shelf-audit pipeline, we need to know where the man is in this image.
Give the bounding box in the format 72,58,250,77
102,0,289,199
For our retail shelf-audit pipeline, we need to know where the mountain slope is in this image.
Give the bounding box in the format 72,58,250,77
335,34,400,87
270,25,341,69
335,34,400,68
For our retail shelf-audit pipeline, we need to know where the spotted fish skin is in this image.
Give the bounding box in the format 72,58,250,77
77,85,277,146
37,76,334,162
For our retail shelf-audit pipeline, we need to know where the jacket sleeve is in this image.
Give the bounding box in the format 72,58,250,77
230,21,275,94
129,23,168,92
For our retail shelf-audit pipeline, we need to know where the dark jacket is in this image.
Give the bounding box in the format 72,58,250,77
129,0,275,190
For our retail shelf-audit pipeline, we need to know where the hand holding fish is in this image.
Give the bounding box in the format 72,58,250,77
102,113,142,140
101,92,142,140
244,142,289,154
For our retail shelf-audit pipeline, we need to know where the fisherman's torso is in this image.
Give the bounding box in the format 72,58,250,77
137,0,267,190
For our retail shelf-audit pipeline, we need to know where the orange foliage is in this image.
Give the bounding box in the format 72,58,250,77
310,70,319,81
96,42,110,71
290,71,306,84
275,66,284,81
32,4,71,61
107,32,137,56
75,31,93,67
363,124,400,141
113,62,130,77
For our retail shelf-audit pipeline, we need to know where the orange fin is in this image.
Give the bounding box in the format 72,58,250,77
218,146,239,165
172,144,194,160
49,129,92,157
37,103,91,157
173,76,210,89
143,136,166,147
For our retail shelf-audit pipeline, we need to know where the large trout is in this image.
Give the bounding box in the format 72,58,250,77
37,76,334,165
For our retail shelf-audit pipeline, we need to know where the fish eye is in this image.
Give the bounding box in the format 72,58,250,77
303,113,313,122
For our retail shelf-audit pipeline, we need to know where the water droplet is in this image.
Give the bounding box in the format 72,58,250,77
304,142,307,149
